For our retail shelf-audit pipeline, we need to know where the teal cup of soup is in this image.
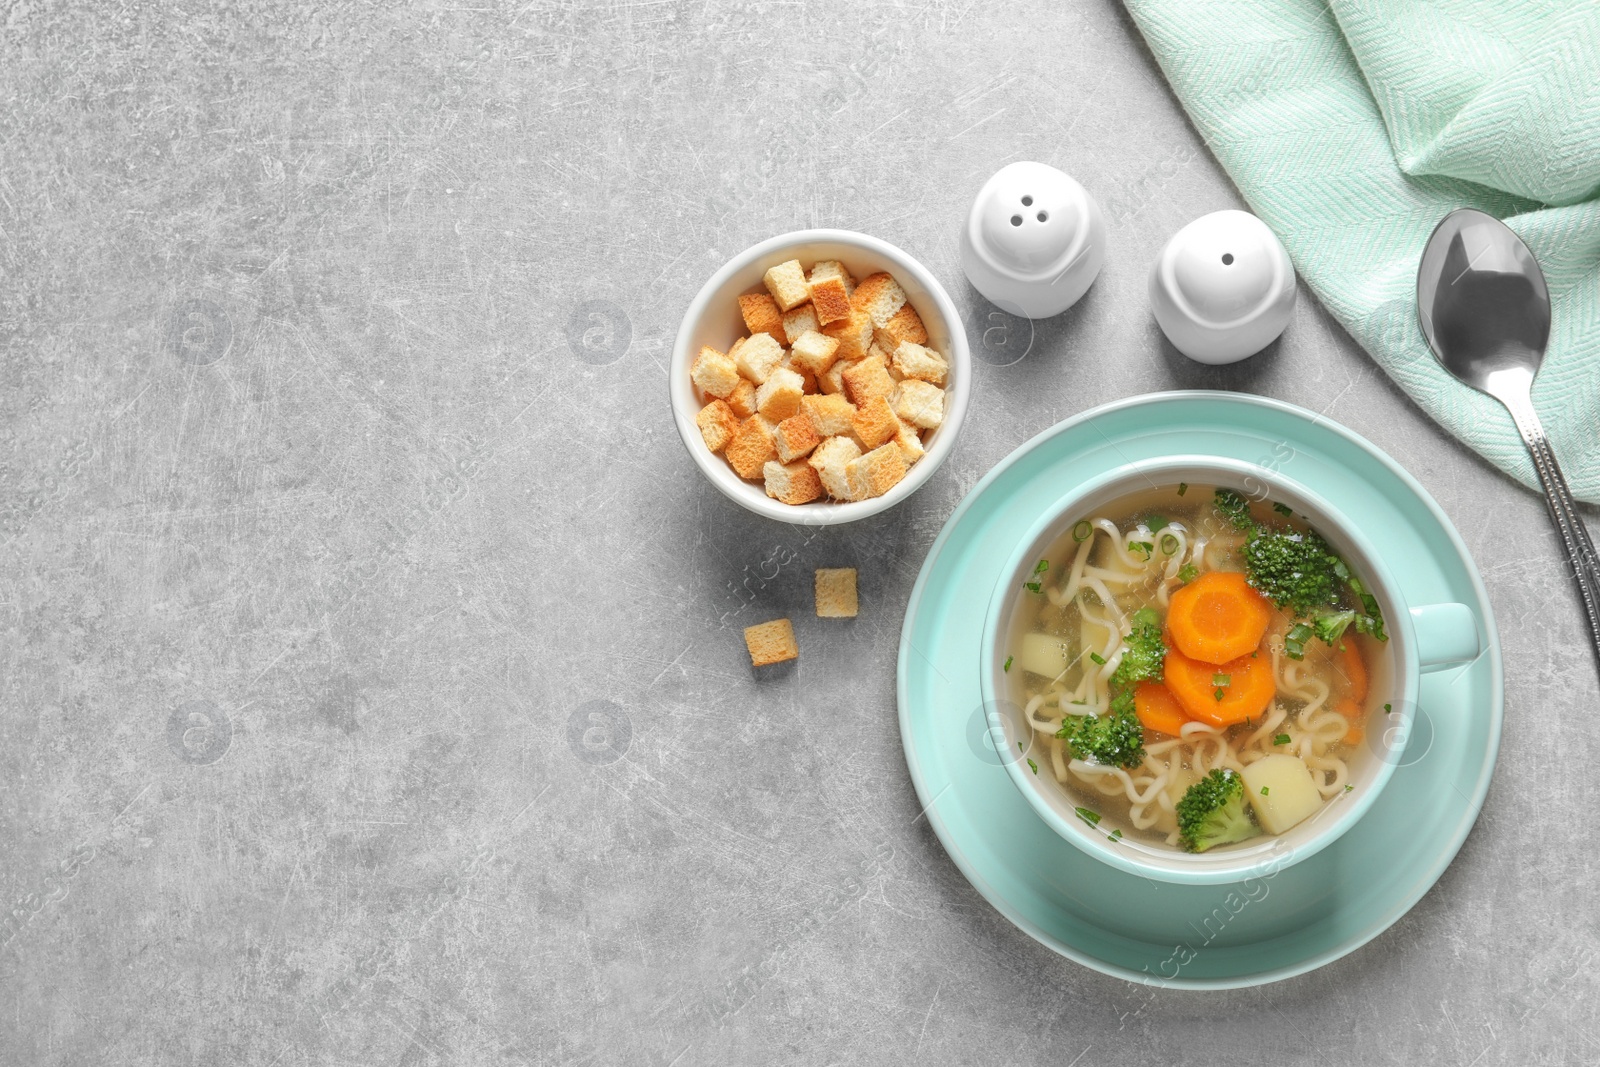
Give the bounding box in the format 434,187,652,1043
978,456,1480,885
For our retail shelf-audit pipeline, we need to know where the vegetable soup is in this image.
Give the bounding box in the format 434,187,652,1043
1002,484,1390,852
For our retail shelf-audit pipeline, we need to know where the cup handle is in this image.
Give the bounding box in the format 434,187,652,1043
1410,603,1479,672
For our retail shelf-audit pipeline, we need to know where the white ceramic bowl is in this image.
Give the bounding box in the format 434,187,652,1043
670,229,971,524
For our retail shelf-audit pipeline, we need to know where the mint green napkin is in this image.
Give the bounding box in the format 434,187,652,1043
1123,0,1600,501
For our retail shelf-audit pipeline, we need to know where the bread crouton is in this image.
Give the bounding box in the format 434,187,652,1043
822,309,875,362
763,459,824,506
726,377,758,418
696,399,739,453
763,260,810,311
851,271,907,327
846,443,909,500
809,435,863,500
744,617,798,666
773,412,821,463
893,418,927,466
756,367,804,422
789,330,841,376
691,346,741,398
809,276,852,326
851,395,901,450
738,293,787,342
809,260,855,295
892,379,944,429
781,303,819,346
734,332,786,385
878,302,928,346
869,341,898,377
890,340,948,387
814,568,858,618
726,416,778,479
841,354,896,407
801,394,856,436
818,361,848,395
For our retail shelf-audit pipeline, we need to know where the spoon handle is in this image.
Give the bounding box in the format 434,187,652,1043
1500,388,1600,663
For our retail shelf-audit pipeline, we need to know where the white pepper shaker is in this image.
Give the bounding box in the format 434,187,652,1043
1149,209,1297,364
960,161,1106,319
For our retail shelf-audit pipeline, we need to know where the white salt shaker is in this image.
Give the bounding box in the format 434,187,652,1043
960,161,1106,319
1149,209,1297,364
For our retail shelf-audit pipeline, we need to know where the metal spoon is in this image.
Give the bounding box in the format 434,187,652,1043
1417,207,1600,663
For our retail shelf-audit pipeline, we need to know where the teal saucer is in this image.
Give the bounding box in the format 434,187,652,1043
897,391,1502,988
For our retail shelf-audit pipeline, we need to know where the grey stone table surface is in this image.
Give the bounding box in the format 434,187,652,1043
3,2,1595,1064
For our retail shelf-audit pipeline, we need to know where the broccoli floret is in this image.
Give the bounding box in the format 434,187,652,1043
1110,607,1167,687
1312,609,1356,646
1058,696,1145,769
1212,488,1255,531
1241,526,1344,616
1176,769,1262,853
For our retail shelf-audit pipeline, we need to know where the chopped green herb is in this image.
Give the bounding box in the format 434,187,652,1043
1160,533,1180,556
1177,482,1189,496
1260,786,1270,796
1033,558,1049,575
1148,515,1170,533
1024,580,1042,594
1178,563,1199,583
1212,672,1231,687
1213,488,1253,530
1274,733,1291,746
1003,656,1013,673
1284,622,1314,660
1384,702,1393,713
1130,541,1154,560
1109,828,1123,843
1075,806,1102,828
1273,502,1293,516
1213,687,1226,701
1344,784,1354,793
1072,519,1092,543
1017,741,1024,751
1088,651,1106,665
1069,699,1087,706
1027,758,1039,775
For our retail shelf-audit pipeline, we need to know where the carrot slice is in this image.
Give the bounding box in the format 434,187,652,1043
1164,646,1275,727
1334,696,1366,746
1165,571,1273,665
1134,681,1191,736
1334,640,1368,704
